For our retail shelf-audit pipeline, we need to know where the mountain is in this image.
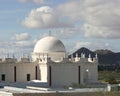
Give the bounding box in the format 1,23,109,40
95,49,113,54
69,47,120,70
69,47,95,58
69,47,120,71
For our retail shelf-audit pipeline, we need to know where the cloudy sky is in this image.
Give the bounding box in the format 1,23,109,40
0,0,120,58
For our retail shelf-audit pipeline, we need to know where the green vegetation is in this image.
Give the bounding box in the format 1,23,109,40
98,71,120,84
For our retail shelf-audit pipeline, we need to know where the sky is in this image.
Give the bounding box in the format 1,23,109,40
0,0,120,58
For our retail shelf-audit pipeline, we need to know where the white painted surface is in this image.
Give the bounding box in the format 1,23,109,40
34,36,66,53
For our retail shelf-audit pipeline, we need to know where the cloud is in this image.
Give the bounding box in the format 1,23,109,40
0,40,35,58
74,42,91,50
21,0,120,38
12,33,36,48
0,41,17,57
19,0,45,4
54,28,79,39
73,41,112,52
12,33,31,41
57,0,120,38
22,6,73,29
0,33,37,58
15,40,35,48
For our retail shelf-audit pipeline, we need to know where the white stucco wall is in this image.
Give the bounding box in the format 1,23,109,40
0,64,14,82
82,63,98,83
38,63,48,82
49,63,78,87
0,61,37,82
16,63,36,82
0,57,98,87
46,59,98,87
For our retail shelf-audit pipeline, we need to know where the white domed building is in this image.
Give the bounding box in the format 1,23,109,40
32,36,66,62
0,35,98,87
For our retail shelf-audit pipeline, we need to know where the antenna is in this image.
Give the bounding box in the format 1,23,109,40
13,54,15,58
49,30,51,36
7,53,9,58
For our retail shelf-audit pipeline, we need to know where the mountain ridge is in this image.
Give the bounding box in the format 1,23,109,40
69,47,120,71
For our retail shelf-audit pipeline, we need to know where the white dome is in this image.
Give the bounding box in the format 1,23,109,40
33,36,66,53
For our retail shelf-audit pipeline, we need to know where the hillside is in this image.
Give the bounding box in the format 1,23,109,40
69,47,120,71
69,47,95,58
